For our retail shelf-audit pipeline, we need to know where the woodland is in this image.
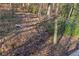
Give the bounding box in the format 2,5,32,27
0,3,79,56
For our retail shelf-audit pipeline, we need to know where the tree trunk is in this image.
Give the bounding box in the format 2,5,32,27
27,3,30,12
38,3,42,17
53,19,58,45
10,3,12,9
53,4,59,45
47,3,51,18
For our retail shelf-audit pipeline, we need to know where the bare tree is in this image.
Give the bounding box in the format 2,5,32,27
38,3,42,17
27,3,30,12
53,3,59,45
47,3,51,18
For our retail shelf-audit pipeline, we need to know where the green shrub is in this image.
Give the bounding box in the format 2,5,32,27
28,4,39,14
64,20,73,36
72,20,79,36
46,21,54,34
64,19,79,36
44,20,64,35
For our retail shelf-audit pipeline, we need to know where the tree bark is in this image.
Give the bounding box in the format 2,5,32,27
38,3,42,17
53,4,59,45
47,3,51,18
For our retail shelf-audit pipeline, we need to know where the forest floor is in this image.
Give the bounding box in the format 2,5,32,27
0,11,79,56
6,28,79,56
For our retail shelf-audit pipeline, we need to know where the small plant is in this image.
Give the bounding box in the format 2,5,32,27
72,20,79,36
28,4,39,14
64,20,73,36
44,20,54,35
